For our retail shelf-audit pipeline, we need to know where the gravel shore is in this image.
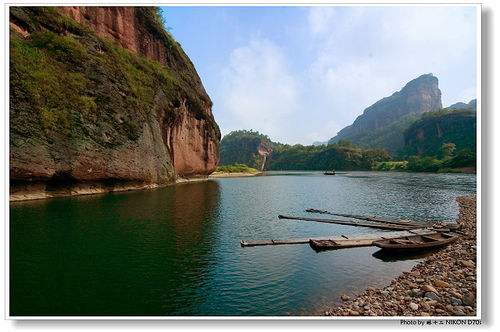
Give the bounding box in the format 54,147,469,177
326,195,477,317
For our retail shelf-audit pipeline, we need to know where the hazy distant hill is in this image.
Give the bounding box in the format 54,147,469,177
446,99,477,111
329,74,442,152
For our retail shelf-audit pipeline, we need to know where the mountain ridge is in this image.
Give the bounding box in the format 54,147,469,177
329,74,443,152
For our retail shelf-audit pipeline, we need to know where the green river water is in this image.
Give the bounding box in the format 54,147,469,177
10,171,476,316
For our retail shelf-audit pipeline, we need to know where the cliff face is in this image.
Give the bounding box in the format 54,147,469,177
329,74,442,153
10,7,219,199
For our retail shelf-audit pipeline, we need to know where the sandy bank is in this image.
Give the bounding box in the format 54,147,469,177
325,195,477,317
209,172,262,178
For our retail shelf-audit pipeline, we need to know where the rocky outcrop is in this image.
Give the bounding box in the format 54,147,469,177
9,7,219,200
219,130,274,171
329,74,442,152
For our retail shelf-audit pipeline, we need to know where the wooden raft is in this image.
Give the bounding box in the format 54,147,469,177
240,228,447,248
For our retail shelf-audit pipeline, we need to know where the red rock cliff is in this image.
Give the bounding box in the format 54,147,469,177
9,6,220,199
60,6,220,177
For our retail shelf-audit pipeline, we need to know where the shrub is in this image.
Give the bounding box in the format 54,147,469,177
215,164,259,174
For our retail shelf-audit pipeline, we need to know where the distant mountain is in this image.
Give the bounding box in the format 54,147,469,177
446,99,476,111
329,74,442,153
401,108,476,157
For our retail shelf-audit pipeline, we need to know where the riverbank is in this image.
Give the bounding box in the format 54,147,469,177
9,181,165,202
209,171,262,178
325,195,477,317
10,175,213,202
9,170,262,202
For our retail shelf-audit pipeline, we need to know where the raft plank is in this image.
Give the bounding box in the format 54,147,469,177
240,228,440,248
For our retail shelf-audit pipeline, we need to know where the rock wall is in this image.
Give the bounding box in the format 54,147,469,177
9,7,220,200
59,6,219,177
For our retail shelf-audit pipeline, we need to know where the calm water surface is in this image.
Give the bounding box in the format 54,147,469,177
10,171,476,316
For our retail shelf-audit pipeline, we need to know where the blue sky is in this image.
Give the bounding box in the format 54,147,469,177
161,6,478,145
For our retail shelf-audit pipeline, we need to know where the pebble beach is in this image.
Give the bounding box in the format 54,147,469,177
326,195,477,317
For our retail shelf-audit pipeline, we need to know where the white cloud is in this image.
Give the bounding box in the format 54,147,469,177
212,6,477,144
218,38,300,142
305,6,477,136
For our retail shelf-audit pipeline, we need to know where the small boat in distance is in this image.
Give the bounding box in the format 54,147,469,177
372,232,458,252
324,170,336,175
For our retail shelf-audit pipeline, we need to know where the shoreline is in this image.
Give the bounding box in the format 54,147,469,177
9,171,261,202
10,176,211,202
208,171,262,178
324,195,477,317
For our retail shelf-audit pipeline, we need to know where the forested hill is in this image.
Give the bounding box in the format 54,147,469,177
219,131,391,171
219,130,273,170
401,107,476,158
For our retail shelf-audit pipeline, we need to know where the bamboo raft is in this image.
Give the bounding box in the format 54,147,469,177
277,214,422,230
240,209,460,250
240,228,451,248
304,208,459,230
305,208,418,225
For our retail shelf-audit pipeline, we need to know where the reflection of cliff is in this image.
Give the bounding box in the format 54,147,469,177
111,181,221,250
169,181,221,250
10,181,222,315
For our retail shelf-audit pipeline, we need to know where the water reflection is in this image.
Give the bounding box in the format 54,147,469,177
372,247,443,262
10,181,221,316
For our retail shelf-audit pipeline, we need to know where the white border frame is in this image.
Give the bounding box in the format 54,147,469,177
3,1,482,321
